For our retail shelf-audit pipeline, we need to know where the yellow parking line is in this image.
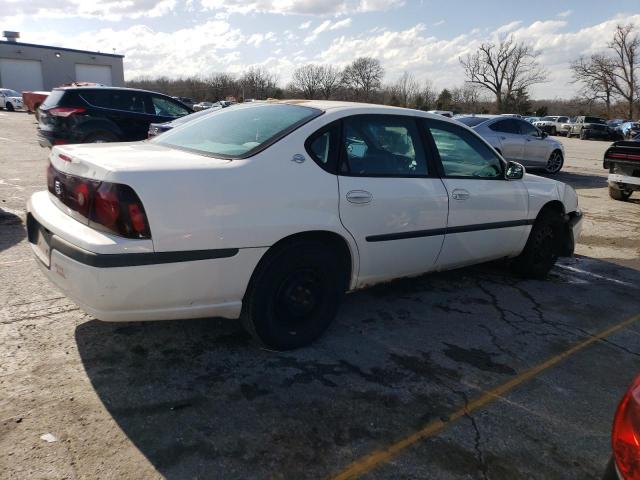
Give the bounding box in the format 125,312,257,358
329,313,640,480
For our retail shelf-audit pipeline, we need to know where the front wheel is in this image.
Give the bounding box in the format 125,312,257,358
609,185,633,201
241,241,345,350
544,150,564,174
83,131,118,143
512,211,564,279
5,102,14,112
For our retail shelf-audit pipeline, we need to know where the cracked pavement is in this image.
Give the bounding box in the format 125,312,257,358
1,112,639,479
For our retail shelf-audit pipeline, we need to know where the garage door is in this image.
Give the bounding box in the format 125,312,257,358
75,64,112,86
0,58,44,92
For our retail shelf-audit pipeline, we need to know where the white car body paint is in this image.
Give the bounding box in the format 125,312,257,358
27,101,582,323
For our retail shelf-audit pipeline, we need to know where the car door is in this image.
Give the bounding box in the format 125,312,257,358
335,114,449,287
518,119,548,166
571,117,584,136
487,119,524,162
424,119,530,269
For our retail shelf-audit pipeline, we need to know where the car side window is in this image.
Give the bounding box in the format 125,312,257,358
305,121,340,173
489,119,519,134
518,120,539,136
428,121,503,179
152,96,189,117
340,115,428,177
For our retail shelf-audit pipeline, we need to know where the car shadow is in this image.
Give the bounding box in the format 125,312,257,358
0,208,25,253
537,170,607,189
74,256,640,480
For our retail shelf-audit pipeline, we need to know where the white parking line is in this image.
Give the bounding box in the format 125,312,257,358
556,264,636,287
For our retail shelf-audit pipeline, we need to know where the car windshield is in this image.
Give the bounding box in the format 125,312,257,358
153,103,321,158
1,89,20,97
585,117,606,124
456,116,490,127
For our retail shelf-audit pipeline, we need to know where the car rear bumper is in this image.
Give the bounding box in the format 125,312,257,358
37,129,67,148
26,191,266,322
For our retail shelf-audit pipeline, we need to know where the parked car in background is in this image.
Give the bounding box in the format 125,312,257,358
533,116,569,135
22,91,50,118
524,116,541,124
567,116,611,140
620,121,640,140
456,115,565,174
172,96,195,109
603,139,640,201
602,374,640,479
193,101,215,111
558,116,576,137
0,88,24,111
148,106,222,137
27,101,582,349
37,86,193,147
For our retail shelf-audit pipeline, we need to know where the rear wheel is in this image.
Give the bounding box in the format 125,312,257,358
5,102,14,112
609,185,633,201
512,210,564,279
580,129,589,140
83,131,118,143
544,150,564,174
241,241,345,350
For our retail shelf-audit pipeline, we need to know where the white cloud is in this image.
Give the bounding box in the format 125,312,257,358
0,0,177,21
557,10,572,18
433,20,445,26
200,0,403,16
299,20,312,29
304,17,351,43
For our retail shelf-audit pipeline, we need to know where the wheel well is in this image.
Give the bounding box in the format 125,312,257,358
537,200,565,219
250,231,353,294
536,201,575,256
551,148,563,158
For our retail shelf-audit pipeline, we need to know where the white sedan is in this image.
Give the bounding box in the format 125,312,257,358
27,101,583,349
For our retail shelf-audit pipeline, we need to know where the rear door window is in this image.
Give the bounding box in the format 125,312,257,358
81,90,146,113
489,119,519,134
41,90,66,109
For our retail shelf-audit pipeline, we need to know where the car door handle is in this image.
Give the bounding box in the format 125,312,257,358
346,190,373,204
451,189,470,201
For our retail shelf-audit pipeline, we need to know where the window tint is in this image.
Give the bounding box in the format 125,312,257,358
489,119,519,134
456,116,490,127
584,117,606,124
309,131,331,164
557,117,568,122
152,96,189,117
81,90,146,113
42,90,65,108
518,120,539,136
153,104,320,158
341,115,428,177
428,122,503,178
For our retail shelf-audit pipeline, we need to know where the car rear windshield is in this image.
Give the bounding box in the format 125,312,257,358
456,116,490,127
41,90,66,109
585,117,606,124
153,103,322,158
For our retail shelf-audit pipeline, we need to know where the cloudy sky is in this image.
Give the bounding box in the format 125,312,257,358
2,0,639,98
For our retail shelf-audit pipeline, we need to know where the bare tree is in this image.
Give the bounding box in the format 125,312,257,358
393,71,419,107
607,24,639,119
460,36,547,113
318,65,342,99
414,80,437,110
341,57,384,100
451,84,482,112
240,67,278,100
206,72,237,101
291,64,323,99
570,55,615,117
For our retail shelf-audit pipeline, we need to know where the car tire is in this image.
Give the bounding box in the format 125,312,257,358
511,210,564,279
241,240,345,350
6,102,14,112
544,150,564,174
580,129,589,140
609,185,633,201
83,131,119,143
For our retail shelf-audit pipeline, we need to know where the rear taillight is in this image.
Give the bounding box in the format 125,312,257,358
47,163,150,239
612,375,640,479
47,107,86,118
607,153,640,161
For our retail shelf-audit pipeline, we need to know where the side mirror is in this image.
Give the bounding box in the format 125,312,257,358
505,161,525,180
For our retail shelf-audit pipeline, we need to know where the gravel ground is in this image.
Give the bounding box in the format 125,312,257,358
1,111,639,480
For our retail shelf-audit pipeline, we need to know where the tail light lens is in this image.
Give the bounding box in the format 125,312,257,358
47,107,86,118
47,163,150,239
612,375,640,479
